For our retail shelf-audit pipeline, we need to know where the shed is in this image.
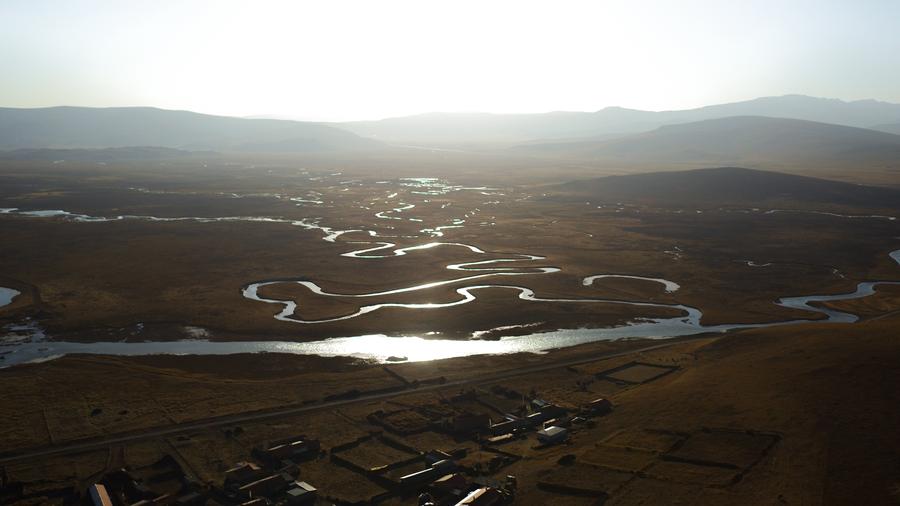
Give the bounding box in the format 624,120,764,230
432,459,456,474
455,486,503,506
431,472,467,493
399,467,439,485
238,473,289,499
486,433,515,445
285,481,317,505
490,418,528,436
536,426,569,445
240,500,266,506
531,399,550,410
538,403,567,418
425,450,453,465
225,462,263,485
400,459,457,485
525,411,552,426
588,398,613,415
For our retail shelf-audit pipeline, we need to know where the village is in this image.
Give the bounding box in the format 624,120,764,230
78,379,619,505
0,360,712,506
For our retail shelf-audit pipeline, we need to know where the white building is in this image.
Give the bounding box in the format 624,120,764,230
536,426,568,445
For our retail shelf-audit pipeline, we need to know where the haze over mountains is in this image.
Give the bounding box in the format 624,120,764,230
519,116,900,167
337,95,900,144
553,166,900,209
0,106,378,152
873,123,900,135
3,95,900,172
0,146,212,162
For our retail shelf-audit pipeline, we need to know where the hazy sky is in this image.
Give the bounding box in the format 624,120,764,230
3,0,900,121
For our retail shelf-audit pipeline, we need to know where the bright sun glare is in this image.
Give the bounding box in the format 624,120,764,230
3,0,900,120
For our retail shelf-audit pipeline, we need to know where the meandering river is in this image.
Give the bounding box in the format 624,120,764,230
1,189,899,368
2,246,897,367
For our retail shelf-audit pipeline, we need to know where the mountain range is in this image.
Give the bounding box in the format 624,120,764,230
2,96,900,170
336,95,900,145
0,146,213,161
551,166,900,209
517,116,900,167
0,106,379,152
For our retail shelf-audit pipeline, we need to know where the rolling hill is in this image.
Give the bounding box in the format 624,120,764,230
519,116,900,167
872,123,900,135
0,106,380,152
335,95,900,145
0,146,214,161
551,166,900,209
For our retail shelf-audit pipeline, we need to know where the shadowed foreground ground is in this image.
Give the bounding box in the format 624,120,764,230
2,313,899,505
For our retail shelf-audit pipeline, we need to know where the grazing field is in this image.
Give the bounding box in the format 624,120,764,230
2,156,900,505
6,3,900,504
2,159,898,346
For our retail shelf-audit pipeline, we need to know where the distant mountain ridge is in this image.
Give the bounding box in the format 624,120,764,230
335,95,900,144
872,123,900,136
6,98,900,162
518,116,900,167
551,167,900,209
0,106,380,152
0,146,214,161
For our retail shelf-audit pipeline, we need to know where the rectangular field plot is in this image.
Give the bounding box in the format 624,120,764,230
600,362,679,384
603,428,686,453
665,429,779,470
537,462,634,497
589,378,631,396
333,437,419,471
580,444,657,472
374,409,433,434
300,459,389,504
457,448,520,471
475,391,527,415
644,459,740,486
610,476,707,504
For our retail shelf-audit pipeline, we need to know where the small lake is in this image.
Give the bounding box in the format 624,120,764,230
0,287,21,308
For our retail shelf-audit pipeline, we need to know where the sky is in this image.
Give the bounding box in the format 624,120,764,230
2,0,900,121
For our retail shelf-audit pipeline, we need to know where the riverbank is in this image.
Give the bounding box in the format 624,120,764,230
2,247,896,369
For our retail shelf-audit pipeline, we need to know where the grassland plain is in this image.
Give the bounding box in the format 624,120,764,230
1,159,897,341
2,156,900,504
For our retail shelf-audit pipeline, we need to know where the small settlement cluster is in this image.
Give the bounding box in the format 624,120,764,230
80,393,614,505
